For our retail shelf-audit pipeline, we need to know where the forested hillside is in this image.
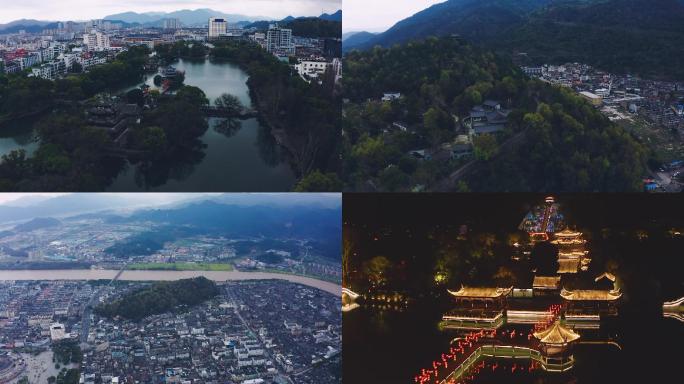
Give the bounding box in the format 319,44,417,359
342,37,648,192
346,0,684,80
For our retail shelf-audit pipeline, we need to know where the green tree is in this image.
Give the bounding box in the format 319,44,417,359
214,93,243,114
473,134,499,161
363,256,392,287
294,171,343,192
175,86,209,107
126,88,145,107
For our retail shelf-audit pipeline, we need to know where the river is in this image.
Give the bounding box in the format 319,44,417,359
0,269,341,296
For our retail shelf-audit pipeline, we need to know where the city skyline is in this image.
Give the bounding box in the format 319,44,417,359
344,0,443,32
0,0,342,24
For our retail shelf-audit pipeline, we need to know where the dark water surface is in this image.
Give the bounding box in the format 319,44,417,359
344,305,683,383
107,58,295,191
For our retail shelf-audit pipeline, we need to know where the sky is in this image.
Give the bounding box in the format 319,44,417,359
0,0,341,24
0,193,198,205
0,193,341,207
344,0,444,33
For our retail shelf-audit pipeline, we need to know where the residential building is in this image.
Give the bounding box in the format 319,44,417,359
83,31,110,51
163,18,181,30
267,24,294,55
209,18,228,39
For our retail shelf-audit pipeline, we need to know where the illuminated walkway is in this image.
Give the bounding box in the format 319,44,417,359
438,345,568,384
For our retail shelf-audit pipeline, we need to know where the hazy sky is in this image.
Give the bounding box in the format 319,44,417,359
0,0,341,24
344,0,444,33
0,193,200,205
0,193,341,207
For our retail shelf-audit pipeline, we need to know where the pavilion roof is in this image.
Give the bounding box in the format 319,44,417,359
447,286,512,299
533,320,580,344
555,229,583,238
560,288,622,301
533,276,561,289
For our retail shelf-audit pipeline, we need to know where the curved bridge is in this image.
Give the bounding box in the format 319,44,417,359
342,288,361,312
663,296,684,323
439,345,573,384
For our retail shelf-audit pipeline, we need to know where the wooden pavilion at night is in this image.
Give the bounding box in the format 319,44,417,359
442,286,512,328
533,319,581,372
561,288,622,318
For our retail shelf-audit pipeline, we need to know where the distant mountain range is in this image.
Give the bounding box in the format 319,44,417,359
343,0,684,79
13,217,61,232
245,10,342,30
104,9,271,26
0,19,59,34
0,194,340,224
104,9,341,27
0,9,341,34
343,31,378,46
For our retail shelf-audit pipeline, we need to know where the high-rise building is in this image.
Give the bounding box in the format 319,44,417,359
208,17,228,39
83,31,110,51
266,24,294,55
163,18,181,30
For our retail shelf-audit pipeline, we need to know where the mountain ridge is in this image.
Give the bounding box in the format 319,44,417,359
343,0,684,79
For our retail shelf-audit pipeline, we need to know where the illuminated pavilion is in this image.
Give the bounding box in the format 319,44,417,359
552,228,591,273
561,288,622,318
533,320,581,372
442,286,512,328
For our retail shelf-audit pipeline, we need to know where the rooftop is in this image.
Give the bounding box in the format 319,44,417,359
560,288,622,301
533,320,580,345
447,286,512,299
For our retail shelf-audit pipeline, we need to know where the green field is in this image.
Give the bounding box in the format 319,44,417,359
128,262,234,271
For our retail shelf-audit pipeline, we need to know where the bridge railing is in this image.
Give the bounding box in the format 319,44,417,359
439,344,574,383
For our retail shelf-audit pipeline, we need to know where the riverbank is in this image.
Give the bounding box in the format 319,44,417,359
128,262,233,271
0,269,341,296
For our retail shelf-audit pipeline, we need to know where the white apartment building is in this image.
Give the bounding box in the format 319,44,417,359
295,59,331,81
83,31,110,51
31,60,65,80
208,17,228,39
267,24,294,55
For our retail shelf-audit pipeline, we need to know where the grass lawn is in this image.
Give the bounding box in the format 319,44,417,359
128,262,234,271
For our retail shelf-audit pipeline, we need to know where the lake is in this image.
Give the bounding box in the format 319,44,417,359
343,304,684,383
0,269,341,296
0,58,296,191
0,114,40,158
108,58,296,191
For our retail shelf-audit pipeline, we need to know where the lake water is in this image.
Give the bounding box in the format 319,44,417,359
107,58,296,191
343,302,684,383
0,269,341,296
0,115,40,158
0,59,296,191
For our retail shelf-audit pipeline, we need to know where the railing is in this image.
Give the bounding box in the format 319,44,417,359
439,345,574,383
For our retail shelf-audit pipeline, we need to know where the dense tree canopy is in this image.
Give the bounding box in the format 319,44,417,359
342,37,648,192
95,277,220,321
